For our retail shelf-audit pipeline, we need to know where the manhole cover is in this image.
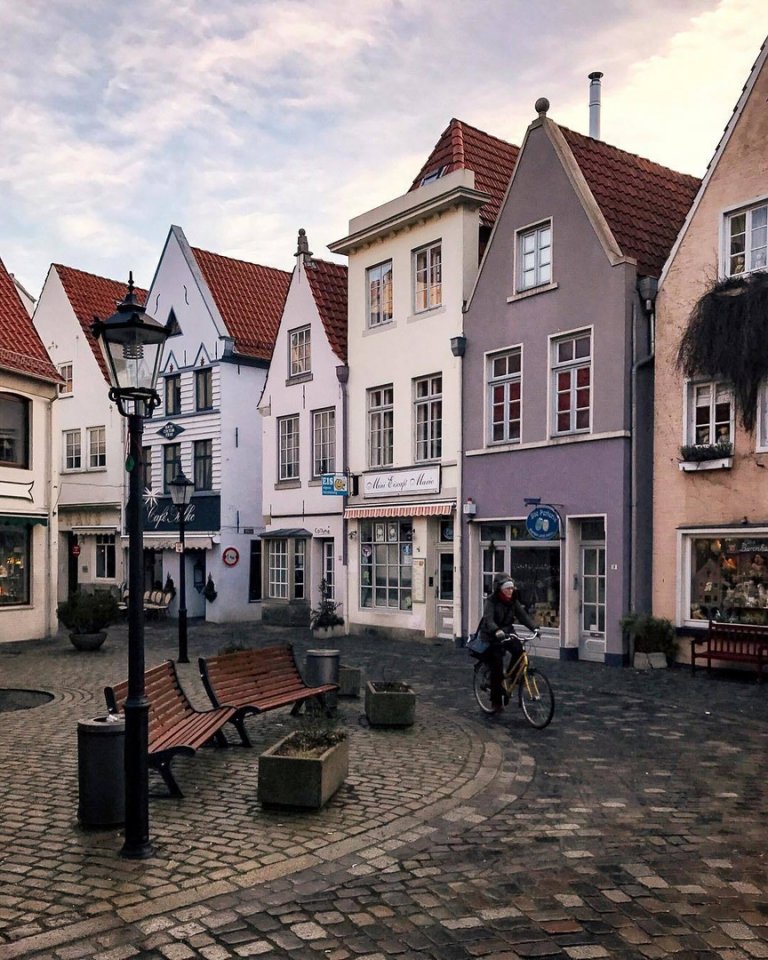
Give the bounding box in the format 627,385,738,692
0,689,53,712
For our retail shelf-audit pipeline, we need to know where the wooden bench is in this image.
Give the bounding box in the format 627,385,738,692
105,660,243,797
198,645,339,747
691,620,768,681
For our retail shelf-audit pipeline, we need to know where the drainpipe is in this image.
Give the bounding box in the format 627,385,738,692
336,363,350,571
452,329,468,644
46,393,57,637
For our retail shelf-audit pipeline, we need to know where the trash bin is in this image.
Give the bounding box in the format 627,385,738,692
77,715,125,828
304,649,340,713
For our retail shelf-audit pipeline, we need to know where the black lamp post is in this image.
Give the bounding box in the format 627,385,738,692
169,470,193,664
92,274,170,860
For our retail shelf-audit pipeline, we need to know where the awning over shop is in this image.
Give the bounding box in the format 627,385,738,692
260,528,312,539
345,502,455,519
0,514,48,527
70,526,119,535
138,536,214,550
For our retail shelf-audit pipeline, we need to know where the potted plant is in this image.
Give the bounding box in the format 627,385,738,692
258,716,348,809
620,612,678,669
310,579,345,637
364,680,416,727
679,441,733,471
58,590,119,651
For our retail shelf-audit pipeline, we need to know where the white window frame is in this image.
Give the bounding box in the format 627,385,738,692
58,363,73,395
414,374,442,461
685,379,734,448
413,242,442,313
63,429,82,470
725,200,768,277
550,330,592,437
289,326,311,378
367,385,394,467
88,426,106,469
312,408,335,477
487,348,522,445
95,534,116,580
366,260,393,328
278,415,300,481
516,220,552,291
322,540,335,599
268,540,288,599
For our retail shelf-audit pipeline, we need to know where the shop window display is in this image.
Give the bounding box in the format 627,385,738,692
690,536,768,624
359,520,413,611
0,529,30,605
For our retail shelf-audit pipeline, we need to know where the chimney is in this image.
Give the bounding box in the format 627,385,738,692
588,71,603,139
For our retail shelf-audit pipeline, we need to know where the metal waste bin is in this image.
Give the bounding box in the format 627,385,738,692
304,649,340,712
77,715,125,828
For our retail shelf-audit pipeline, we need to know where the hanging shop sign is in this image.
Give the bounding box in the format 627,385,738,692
525,505,561,541
322,474,350,496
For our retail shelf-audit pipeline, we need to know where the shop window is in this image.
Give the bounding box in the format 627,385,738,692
359,520,413,611
479,521,560,628
0,394,30,468
268,540,288,599
96,534,116,579
0,527,30,605
294,540,305,600
688,535,768,625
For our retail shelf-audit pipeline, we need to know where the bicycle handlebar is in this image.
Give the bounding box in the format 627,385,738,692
502,628,540,644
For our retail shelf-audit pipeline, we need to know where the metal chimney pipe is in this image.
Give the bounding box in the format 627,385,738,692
588,71,603,139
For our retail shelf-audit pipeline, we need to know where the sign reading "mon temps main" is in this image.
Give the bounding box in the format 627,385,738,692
363,465,441,498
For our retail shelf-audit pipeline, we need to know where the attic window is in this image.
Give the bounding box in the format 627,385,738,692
167,308,181,337
420,165,447,186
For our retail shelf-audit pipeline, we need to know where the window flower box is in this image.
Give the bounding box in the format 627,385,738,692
679,442,733,472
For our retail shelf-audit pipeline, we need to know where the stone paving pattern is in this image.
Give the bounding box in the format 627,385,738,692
1,620,767,959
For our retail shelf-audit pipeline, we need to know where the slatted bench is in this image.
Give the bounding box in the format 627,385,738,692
105,659,243,797
691,620,768,681
199,645,339,747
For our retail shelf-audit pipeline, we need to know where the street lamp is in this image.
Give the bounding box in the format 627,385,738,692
92,273,170,860
169,470,193,664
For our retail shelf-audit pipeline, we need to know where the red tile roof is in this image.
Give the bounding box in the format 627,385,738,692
55,265,148,384
192,248,291,362
305,258,348,363
559,126,701,277
0,258,58,382
409,118,520,228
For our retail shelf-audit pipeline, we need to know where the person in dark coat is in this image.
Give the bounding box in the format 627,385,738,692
479,573,538,713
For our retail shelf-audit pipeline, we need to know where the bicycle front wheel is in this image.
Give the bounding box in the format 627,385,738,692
518,667,555,728
473,660,495,714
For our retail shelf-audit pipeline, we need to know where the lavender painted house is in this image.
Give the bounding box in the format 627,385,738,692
462,98,699,664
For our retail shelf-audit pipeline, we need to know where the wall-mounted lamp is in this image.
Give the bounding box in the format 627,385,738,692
450,335,467,358
462,497,476,517
348,529,358,540
336,364,349,384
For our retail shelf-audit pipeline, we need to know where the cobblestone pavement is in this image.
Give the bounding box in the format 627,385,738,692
1,620,767,959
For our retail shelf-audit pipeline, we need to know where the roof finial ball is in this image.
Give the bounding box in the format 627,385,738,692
295,228,313,259
535,97,550,117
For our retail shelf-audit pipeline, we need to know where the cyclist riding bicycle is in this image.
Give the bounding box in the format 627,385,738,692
479,573,538,714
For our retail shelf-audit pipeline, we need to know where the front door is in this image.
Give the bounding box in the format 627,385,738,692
435,549,454,639
579,543,606,661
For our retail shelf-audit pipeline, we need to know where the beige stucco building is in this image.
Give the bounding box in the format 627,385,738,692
653,40,768,637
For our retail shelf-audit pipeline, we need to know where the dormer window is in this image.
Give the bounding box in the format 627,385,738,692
420,165,447,186
727,202,767,276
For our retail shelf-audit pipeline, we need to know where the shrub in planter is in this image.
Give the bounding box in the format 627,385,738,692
310,579,344,631
58,590,119,650
620,612,678,659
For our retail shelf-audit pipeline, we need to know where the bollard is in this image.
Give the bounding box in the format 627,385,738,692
77,715,125,828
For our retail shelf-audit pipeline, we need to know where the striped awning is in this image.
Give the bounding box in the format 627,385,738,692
345,502,455,519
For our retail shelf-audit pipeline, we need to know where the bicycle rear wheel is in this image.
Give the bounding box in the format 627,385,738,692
473,660,494,714
518,667,554,728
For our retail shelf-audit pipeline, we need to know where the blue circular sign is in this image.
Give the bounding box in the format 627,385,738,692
526,505,560,540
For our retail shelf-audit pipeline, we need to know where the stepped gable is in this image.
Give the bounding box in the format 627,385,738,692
0,258,58,382
305,258,348,363
409,118,520,228
560,126,701,278
192,247,291,362
55,265,148,384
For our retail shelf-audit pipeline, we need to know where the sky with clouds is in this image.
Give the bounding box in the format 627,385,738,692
0,0,765,297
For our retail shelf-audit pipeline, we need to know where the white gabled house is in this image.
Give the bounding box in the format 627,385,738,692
0,257,60,642
33,265,147,600
143,226,290,623
259,231,348,626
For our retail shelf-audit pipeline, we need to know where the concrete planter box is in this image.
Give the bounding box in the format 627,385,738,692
257,732,349,809
338,666,363,698
364,681,416,727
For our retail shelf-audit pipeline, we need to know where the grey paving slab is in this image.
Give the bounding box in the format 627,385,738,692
0,620,767,958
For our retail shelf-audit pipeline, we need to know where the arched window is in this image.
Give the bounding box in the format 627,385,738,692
0,393,30,468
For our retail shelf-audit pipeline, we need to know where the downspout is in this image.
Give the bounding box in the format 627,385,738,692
336,364,350,571
452,326,468,644
46,393,57,637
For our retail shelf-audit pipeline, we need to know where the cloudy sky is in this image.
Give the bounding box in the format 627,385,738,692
0,0,765,297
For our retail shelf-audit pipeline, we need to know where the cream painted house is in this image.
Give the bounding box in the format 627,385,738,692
0,257,60,642
653,39,768,639
330,121,518,641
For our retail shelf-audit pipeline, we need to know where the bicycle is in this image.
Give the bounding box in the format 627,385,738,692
471,629,555,728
